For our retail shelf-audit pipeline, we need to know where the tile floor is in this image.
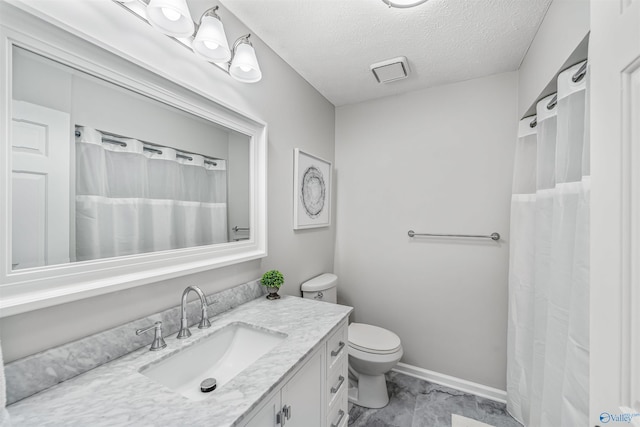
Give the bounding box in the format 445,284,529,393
348,371,521,427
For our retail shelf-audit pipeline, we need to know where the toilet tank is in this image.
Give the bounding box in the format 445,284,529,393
301,273,337,303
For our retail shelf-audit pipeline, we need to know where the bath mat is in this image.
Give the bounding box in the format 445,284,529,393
451,414,494,427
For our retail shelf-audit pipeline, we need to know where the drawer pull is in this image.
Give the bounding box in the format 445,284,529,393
331,375,345,394
331,409,345,427
331,341,345,357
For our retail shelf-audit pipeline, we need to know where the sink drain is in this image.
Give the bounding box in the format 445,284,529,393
200,378,217,393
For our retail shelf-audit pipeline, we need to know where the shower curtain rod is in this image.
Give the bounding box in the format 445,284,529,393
528,60,588,129
74,126,220,166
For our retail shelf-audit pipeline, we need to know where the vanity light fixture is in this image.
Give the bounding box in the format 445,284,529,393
114,1,262,83
146,0,194,37
381,0,429,8
229,35,262,83
192,6,231,63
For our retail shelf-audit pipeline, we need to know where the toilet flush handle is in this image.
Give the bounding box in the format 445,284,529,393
314,291,324,299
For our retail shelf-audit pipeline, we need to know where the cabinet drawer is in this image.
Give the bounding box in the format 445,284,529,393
326,386,348,427
326,323,347,371
326,358,347,408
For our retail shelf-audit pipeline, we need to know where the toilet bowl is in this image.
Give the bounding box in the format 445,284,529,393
300,273,404,409
347,322,403,408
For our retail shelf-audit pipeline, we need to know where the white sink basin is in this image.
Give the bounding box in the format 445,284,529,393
140,322,286,401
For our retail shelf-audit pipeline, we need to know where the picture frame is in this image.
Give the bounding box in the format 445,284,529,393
293,149,332,229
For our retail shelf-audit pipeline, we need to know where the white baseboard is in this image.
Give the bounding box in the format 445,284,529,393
392,362,507,404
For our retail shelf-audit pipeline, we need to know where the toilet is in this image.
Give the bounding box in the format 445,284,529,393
301,273,403,409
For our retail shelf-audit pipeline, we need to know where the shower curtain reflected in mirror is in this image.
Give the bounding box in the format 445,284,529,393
75,126,228,262
507,61,590,426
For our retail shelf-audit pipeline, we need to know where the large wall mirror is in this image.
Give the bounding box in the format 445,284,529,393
0,3,267,316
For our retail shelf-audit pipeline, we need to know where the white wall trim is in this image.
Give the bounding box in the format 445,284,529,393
392,362,507,404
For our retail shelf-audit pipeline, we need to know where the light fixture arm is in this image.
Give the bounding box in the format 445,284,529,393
232,34,252,52
193,5,221,33
201,5,220,21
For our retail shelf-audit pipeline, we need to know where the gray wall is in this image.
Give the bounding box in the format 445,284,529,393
0,2,335,362
334,72,518,390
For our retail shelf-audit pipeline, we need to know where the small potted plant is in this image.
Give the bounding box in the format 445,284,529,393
261,270,284,300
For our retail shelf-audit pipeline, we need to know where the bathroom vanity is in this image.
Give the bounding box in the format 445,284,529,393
6,293,352,426
244,317,349,427
217,317,349,427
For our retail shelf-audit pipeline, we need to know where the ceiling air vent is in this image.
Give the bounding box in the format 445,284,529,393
370,56,409,83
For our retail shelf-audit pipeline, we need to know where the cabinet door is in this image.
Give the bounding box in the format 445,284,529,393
244,392,281,427
281,350,323,427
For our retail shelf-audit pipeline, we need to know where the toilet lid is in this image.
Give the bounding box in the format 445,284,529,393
348,323,401,354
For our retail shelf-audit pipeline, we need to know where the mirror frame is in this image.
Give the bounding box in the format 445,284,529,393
0,3,267,317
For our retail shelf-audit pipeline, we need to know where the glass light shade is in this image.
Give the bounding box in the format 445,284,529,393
192,15,231,63
382,0,429,7
229,43,262,83
146,0,195,38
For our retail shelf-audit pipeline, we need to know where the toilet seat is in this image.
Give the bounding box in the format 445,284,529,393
348,323,402,355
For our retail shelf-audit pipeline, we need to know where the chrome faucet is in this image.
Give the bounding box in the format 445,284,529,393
177,285,211,339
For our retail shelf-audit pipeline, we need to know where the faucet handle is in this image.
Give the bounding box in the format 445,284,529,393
136,321,167,351
197,298,219,329
199,304,212,329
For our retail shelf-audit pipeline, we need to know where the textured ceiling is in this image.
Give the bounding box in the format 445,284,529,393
219,0,552,106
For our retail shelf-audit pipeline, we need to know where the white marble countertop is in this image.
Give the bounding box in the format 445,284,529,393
7,296,352,427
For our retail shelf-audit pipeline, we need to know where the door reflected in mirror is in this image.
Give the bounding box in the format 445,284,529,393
11,46,250,270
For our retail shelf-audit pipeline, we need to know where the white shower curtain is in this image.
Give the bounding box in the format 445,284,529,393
75,127,228,262
506,61,589,426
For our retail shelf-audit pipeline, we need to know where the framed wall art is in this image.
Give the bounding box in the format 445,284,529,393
293,149,331,229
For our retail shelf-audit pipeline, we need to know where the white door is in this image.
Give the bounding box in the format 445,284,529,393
11,100,70,269
590,0,640,425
